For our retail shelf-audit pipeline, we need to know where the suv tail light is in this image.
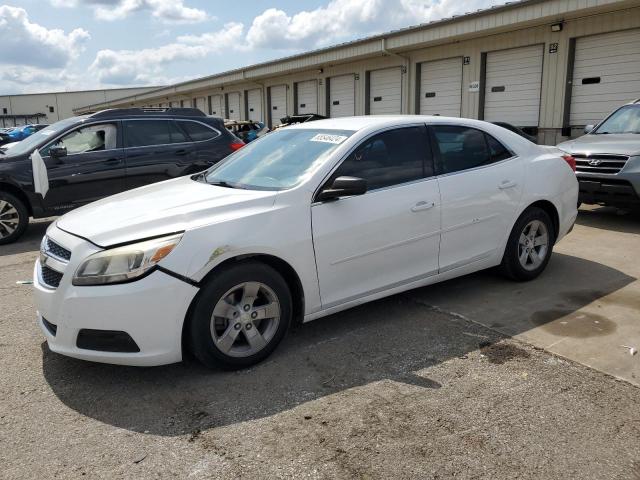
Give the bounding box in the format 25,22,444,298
562,154,576,172
230,142,245,151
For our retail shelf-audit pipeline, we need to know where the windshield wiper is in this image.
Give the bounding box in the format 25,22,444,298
208,180,244,189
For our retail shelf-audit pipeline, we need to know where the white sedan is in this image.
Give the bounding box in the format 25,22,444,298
33,116,578,368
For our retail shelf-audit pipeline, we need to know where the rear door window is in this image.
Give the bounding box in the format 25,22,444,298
179,121,219,142
124,120,172,147
486,134,512,162
431,125,491,174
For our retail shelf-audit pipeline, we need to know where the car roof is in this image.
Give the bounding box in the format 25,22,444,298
285,115,499,132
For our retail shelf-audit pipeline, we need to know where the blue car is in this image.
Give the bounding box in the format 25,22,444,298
0,124,48,145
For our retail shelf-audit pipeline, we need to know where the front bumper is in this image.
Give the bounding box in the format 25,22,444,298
33,226,199,367
578,177,640,206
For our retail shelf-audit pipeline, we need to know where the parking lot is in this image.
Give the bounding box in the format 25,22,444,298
0,206,638,479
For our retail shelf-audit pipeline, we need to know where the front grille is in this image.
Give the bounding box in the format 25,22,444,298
42,317,57,336
41,265,63,288
46,237,71,261
574,154,629,174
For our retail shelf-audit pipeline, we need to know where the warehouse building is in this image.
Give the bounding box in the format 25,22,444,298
0,86,160,127
76,0,640,145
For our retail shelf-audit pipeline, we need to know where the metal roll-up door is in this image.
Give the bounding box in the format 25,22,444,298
329,74,355,117
296,80,318,114
269,85,287,126
209,95,223,117
570,28,640,127
419,57,462,117
195,97,206,113
247,89,262,122
226,92,241,120
484,45,543,127
369,67,402,115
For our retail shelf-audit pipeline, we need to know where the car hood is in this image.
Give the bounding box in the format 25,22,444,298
57,175,279,247
557,134,640,156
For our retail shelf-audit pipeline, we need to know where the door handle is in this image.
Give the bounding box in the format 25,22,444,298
104,158,122,165
175,149,190,156
498,180,517,190
411,201,436,212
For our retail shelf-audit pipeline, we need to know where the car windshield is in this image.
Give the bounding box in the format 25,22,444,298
5,117,80,156
203,128,354,190
594,105,640,134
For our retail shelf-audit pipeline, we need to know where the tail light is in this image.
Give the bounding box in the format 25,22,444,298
229,142,245,151
562,154,576,172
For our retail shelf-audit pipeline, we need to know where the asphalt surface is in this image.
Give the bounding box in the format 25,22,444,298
1,215,639,479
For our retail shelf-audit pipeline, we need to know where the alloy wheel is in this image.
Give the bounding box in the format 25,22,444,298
210,281,281,358
517,219,549,271
0,199,20,239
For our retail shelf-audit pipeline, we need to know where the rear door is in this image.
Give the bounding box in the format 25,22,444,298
40,121,126,210
123,119,198,189
431,125,523,272
312,125,441,307
178,119,230,167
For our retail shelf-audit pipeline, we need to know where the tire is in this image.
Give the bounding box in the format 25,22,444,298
500,207,555,281
188,261,292,369
0,191,29,245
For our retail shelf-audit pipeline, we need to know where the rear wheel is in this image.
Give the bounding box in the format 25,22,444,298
0,191,28,245
188,261,292,369
501,207,554,281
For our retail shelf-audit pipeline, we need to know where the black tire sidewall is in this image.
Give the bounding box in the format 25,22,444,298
502,207,555,281
0,191,28,245
189,261,292,369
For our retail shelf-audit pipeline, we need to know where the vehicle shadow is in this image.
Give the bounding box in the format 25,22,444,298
41,252,635,437
0,219,53,257
576,206,640,234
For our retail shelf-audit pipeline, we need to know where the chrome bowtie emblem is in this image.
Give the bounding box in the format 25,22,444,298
588,159,602,166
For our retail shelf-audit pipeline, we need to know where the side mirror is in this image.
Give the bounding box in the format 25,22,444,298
317,176,367,202
584,124,595,134
49,145,67,158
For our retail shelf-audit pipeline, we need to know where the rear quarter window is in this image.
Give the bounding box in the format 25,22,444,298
180,121,220,142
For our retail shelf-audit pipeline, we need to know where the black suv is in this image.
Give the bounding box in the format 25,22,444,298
0,108,244,244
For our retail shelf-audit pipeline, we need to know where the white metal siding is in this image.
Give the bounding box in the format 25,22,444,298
209,95,223,116
419,57,462,116
329,74,355,117
369,68,402,115
484,45,543,126
227,92,241,120
570,28,640,126
247,89,263,122
296,80,318,114
195,97,206,113
270,85,287,126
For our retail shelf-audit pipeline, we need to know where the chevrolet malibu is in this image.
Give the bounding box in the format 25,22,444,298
34,116,578,368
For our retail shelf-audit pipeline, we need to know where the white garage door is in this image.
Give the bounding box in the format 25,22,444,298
484,45,543,126
369,68,402,115
570,28,640,127
209,95,223,117
419,57,462,117
226,92,241,120
296,80,318,114
329,74,355,117
269,85,287,126
195,97,206,113
246,89,262,122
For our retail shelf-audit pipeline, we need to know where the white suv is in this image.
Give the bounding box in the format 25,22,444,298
34,116,578,368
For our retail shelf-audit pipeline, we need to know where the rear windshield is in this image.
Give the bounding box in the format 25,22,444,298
203,128,354,190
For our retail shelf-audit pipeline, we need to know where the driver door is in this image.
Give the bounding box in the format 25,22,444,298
40,122,126,212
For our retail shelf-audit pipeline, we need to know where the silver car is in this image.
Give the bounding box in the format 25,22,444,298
557,99,640,209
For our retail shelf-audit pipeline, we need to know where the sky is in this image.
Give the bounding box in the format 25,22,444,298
0,0,502,94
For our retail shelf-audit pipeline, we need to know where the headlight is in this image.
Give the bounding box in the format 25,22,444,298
73,234,182,286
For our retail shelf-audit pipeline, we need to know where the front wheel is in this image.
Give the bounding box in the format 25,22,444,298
0,191,29,245
501,207,555,281
188,261,292,369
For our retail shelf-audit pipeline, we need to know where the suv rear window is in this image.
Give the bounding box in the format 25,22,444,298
180,121,218,142
124,120,185,147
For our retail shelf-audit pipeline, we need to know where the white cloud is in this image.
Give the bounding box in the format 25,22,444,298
50,0,209,23
90,22,244,84
0,5,90,69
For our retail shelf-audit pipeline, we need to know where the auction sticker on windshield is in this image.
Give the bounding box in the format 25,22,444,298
310,133,348,144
